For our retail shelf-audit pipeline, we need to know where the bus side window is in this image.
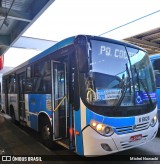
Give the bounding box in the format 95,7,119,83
42,76,51,92
8,74,16,93
27,66,32,78
153,59,160,72
34,64,42,77
33,61,51,93
153,59,160,88
25,66,33,92
44,61,51,76
155,74,160,88
25,79,33,92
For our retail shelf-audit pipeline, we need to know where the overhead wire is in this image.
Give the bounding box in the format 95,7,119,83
99,10,160,36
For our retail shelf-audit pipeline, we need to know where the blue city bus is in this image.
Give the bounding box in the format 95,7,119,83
149,54,160,126
2,35,158,156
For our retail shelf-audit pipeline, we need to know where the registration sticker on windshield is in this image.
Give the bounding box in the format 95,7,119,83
143,92,156,100
96,89,105,100
96,89,121,100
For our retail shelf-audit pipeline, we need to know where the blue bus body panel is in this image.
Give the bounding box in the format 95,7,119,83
86,109,135,134
86,109,134,127
156,88,160,123
156,89,160,109
74,110,84,156
30,115,38,130
103,116,135,127
28,94,52,131
86,109,103,124
74,108,135,155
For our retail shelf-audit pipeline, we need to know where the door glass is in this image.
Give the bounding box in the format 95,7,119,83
53,62,67,139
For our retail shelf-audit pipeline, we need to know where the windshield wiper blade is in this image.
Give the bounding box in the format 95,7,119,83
126,63,132,95
134,65,153,107
115,82,127,107
114,64,131,108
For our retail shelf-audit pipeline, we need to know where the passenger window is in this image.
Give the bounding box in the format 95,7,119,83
155,74,160,88
33,61,51,93
8,74,16,93
25,79,33,92
27,66,32,78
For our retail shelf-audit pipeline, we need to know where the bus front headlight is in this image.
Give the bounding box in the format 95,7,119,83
150,115,157,127
90,120,114,136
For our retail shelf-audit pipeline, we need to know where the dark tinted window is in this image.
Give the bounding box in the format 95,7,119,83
8,74,16,93
25,61,51,93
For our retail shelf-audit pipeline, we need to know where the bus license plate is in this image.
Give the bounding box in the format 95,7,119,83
130,134,142,141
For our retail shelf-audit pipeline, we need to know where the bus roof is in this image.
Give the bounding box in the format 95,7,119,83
28,36,75,64
3,36,75,76
3,35,146,76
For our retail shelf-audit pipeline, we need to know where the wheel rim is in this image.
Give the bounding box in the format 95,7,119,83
42,125,50,140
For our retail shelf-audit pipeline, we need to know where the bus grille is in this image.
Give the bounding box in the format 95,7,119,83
115,122,150,135
120,135,148,149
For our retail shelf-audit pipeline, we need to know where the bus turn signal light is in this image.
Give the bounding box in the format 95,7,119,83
75,131,80,135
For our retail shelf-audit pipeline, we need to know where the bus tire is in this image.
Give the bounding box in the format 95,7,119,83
40,118,53,148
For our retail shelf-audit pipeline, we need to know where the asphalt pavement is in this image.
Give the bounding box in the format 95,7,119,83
0,112,160,164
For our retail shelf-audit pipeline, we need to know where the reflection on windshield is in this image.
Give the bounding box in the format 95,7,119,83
85,40,156,107
86,72,122,106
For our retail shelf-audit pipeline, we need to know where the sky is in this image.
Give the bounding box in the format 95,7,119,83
3,0,160,68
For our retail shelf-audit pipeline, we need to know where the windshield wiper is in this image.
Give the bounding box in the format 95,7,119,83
126,63,132,95
114,64,131,108
134,65,153,107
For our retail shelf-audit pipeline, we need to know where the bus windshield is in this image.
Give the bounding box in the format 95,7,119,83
85,40,156,107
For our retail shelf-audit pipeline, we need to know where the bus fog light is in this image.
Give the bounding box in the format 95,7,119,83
101,143,112,151
105,127,112,134
150,115,157,127
104,126,114,136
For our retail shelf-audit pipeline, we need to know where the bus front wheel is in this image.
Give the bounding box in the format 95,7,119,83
40,119,53,148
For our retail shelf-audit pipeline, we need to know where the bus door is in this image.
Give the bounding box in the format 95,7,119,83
18,72,26,122
52,61,68,140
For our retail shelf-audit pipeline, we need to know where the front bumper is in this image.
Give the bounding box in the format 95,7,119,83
82,121,158,156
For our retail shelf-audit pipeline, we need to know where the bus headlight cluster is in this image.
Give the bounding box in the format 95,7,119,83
150,115,157,127
90,120,114,136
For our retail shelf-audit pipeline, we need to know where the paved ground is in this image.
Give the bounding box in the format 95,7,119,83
0,112,160,164
0,113,57,163
0,113,92,163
